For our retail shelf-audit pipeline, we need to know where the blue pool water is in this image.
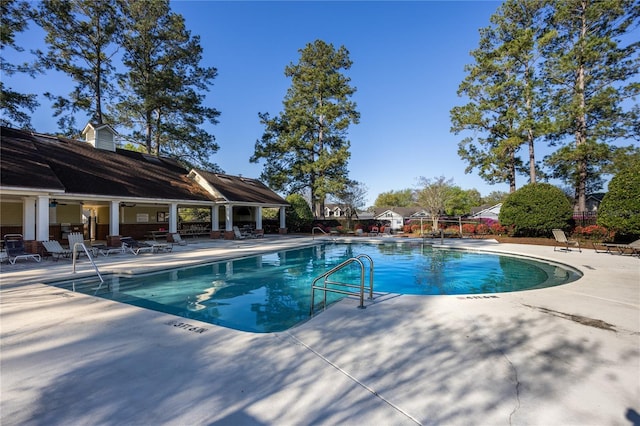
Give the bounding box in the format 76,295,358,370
52,242,582,333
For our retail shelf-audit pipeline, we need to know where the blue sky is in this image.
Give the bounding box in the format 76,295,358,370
5,0,513,206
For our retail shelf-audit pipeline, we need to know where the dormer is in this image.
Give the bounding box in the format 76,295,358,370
82,122,117,152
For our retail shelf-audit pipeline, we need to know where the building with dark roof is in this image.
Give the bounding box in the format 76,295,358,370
0,125,288,242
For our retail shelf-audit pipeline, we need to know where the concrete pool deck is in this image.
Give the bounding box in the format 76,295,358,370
1,236,638,425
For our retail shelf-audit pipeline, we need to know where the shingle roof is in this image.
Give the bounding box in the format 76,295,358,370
1,126,260,203
0,127,65,191
193,170,287,205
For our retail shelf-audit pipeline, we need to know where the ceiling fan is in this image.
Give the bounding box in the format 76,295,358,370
49,199,84,207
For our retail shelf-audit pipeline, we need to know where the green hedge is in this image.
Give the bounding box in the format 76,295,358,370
499,183,573,237
597,167,640,241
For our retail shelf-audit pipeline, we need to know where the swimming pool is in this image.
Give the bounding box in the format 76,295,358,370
53,242,582,333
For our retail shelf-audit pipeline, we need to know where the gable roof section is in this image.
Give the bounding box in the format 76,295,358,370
0,126,211,202
373,207,427,218
471,203,502,219
192,170,287,206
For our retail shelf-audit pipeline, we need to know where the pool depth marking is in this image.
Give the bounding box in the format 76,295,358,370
165,320,208,334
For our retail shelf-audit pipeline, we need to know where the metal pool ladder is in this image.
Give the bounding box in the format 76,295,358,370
310,254,374,314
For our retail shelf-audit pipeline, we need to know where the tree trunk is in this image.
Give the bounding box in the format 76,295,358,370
575,3,588,211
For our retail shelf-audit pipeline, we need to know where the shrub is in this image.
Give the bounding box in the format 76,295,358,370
476,223,489,234
285,194,313,232
462,223,476,234
499,183,573,237
597,167,640,240
574,225,611,241
489,223,506,235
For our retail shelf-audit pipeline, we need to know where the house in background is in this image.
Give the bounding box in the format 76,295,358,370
372,207,430,231
470,203,502,223
584,193,606,213
0,125,288,244
324,203,350,218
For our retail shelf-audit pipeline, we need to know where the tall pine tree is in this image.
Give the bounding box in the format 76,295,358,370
542,0,639,211
451,0,551,192
35,0,120,135
251,40,359,217
115,0,220,169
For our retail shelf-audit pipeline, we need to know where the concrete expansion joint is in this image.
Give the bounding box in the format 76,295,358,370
283,331,423,425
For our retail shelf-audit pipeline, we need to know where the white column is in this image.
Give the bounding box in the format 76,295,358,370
35,196,50,241
169,203,178,233
225,205,233,231
110,201,120,236
256,206,263,230
279,206,286,229
212,205,219,231
22,197,36,240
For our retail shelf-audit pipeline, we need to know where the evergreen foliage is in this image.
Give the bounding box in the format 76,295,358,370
0,0,39,128
115,0,220,170
453,0,639,209
252,40,359,218
597,166,640,238
541,0,639,211
451,0,551,192
285,194,314,232
499,183,573,236
35,0,120,134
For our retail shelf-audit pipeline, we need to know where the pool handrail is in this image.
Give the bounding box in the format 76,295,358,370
72,242,104,285
310,254,374,314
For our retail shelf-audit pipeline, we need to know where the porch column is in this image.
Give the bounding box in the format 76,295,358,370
279,206,287,234
256,206,263,228
22,197,35,240
109,200,120,236
210,205,221,239
212,206,219,231
169,203,178,233
35,196,49,241
255,206,264,237
224,204,234,240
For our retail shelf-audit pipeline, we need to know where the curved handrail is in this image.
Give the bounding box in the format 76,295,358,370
72,242,104,285
310,255,374,314
312,226,329,240
355,254,374,300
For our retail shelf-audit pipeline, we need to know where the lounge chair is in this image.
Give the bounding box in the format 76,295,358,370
594,239,640,256
232,226,247,240
552,229,581,252
381,227,392,237
42,240,72,261
143,240,173,253
90,244,124,256
4,234,41,264
170,233,188,246
68,232,91,257
120,237,155,255
369,226,379,237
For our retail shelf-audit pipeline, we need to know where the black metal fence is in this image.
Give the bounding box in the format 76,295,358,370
573,211,598,227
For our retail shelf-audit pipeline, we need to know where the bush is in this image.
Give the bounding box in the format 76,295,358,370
489,223,506,235
574,225,612,241
462,223,476,234
597,167,640,241
285,194,313,232
499,183,573,237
